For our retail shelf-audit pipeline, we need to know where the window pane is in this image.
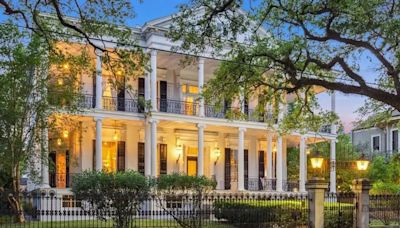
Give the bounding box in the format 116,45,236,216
188,85,198,94
393,130,398,151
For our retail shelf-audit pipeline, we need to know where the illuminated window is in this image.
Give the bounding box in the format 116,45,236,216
181,84,187,93
188,85,198,94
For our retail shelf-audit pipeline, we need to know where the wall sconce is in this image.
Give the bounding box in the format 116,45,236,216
175,144,183,164
57,78,64,86
62,130,69,138
214,146,221,166
306,148,311,155
62,63,69,70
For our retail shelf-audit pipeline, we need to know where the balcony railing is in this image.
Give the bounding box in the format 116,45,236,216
158,98,198,116
78,94,143,113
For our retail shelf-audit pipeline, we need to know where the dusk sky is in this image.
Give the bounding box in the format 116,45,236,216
130,0,372,133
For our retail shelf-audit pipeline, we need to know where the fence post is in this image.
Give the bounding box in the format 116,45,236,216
352,178,371,228
306,177,328,228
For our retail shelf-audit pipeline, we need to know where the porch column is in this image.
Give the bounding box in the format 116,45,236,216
266,134,273,190
330,91,337,193
150,119,158,177
95,49,103,109
150,50,157,111
144,120,151,176
95,117,103,171
238,127,246,191
276,136,283,191
197,123,205,176
41,128,50,188
198,58,205,117
299,135,307,192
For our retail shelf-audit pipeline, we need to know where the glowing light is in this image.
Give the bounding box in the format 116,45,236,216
175,144,183,163
57,138,62,146
62,63,69,70
356,154,370,171
113,132,119,141
116,70,122,76
310,151,324,169
57,78,64,85
63,130,69,138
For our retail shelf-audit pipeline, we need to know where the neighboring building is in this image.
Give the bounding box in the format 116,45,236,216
29,12,338,196
352,110,400,156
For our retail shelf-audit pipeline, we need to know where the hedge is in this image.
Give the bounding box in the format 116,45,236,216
214,200,354,227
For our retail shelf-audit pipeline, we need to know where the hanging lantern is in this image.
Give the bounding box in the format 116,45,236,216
356,154,370,171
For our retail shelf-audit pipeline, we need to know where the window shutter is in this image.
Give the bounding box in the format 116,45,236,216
138,142,145,175
92,73,96,108
92,140,96,170
244,149,249,190
159,81,167,112
117,77,125,111
258,150,265,190
224,148,231,190
138,78,145,113
159,144,167,175
117,141,126,171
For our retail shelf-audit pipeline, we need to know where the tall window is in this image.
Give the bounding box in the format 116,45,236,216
138,142,145,175
372,135,380,151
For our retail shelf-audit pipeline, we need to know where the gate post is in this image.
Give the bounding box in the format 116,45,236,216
352,178,371,228
306,177,328,228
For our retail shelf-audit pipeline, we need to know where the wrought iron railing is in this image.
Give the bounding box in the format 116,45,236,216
158,99,198,116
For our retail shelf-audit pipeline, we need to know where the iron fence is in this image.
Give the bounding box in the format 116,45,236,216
1,192,309,227
369,194,400,226
324,192,356,228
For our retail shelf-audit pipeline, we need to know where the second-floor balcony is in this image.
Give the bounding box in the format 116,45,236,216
78,94,276,123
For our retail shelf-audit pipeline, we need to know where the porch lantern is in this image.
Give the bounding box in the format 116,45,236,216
213,146,221,165
356,154,369,171
62,130,69,138
310,150,324,170
57,138,62,146
175,144,183,163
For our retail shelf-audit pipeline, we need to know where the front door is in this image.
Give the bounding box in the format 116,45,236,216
187,156,198,176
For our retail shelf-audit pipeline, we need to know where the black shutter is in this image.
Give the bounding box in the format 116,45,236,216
92,140,96,170
258,151,265,190
224,148,231,190
138,78,145,113
117,77,125,111
224,98,231,116
244,98,249,116
117,141,126,171
66,150,70,188
244,149,249,190
92,74,96,108
159,144,167,175
159,81,167,112
49,152,56,188
393,130,398,151
138,142,145,175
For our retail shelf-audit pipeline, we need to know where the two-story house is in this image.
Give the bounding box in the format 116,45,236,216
29,12,338,197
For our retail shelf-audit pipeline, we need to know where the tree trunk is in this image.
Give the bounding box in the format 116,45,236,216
9,163,25,223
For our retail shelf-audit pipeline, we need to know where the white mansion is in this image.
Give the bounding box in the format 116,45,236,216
29,13,338,195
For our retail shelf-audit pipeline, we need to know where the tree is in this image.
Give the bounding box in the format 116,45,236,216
71,171,150,228
170,0,400,131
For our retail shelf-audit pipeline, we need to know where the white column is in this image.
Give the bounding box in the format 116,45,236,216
197,123,205,176
238,127,246,191
150,50,157,111
330,91,337,193
95,117,103,171
276,136,283,191
266,134,273,190
41,128,50,188
95,49,103,109
150,119,158,177
198,58,205,117
299,135,307,192
144,120,151,176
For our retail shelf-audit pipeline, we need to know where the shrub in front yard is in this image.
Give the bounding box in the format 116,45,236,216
71,171,150,228
214,200,354,227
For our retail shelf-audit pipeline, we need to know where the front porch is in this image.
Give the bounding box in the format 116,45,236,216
36,116,335,193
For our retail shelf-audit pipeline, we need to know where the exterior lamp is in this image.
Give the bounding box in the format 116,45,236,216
62,130,69,138
310,150,324,170
356,154,369,171
214,146,221,165
306,148,311,155
175,144,183,164
62,63,69,70
57,78,64,86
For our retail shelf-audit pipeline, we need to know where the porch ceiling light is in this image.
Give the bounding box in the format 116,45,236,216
310,150,324,170
57,138,62,146
356,154,369,171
